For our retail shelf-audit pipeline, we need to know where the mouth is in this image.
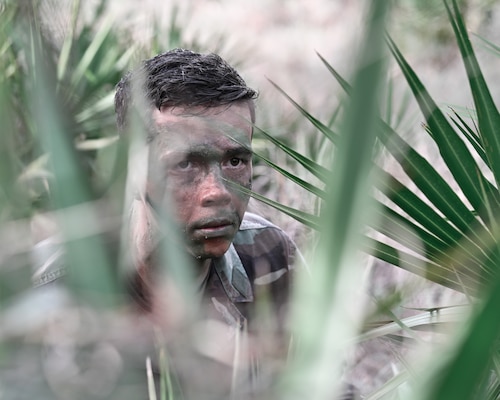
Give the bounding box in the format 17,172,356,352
190,218,237,240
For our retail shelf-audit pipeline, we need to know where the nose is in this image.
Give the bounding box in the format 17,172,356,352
199,169,232,207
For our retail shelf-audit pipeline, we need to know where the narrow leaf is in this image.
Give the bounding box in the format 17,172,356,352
449,109,487,165
363,238,476,293
424,261,500,400
387,35,494,231
380,121,494,252
321,55,494,250
445,0,500,189
267,80,340,145
253,151,327,199
255,126,330,183
249,190,321,230
316,51,351,94
70,17,114,89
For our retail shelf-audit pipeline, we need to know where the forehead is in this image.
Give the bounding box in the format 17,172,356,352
151,103,253,153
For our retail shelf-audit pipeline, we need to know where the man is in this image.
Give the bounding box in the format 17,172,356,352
114,49,298,382
29,49,357,400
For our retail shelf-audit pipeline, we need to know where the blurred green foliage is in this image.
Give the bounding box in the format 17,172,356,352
1,0,500,399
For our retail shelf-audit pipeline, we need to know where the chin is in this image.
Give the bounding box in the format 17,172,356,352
190,238,231,260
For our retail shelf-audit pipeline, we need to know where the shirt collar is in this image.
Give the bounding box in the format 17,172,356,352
212,244,253,302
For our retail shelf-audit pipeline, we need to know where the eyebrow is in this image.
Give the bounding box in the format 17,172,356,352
225,147,253,157
187,146,253,158
161,145,252,162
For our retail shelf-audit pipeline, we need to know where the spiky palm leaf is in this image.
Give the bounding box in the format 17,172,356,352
257,0,500,398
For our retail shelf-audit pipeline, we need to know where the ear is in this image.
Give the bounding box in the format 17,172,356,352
129,197,159,268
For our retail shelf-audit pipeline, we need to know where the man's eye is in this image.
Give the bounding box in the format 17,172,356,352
229,158,243,167
176,160,191,170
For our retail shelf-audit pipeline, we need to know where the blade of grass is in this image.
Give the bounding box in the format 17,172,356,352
70,16,114,90
281,3,389,400
444,0,500,190
316,51,351,94
320,52,493,250
255,126,331,183
146,357,157,400
245,187,321,230
358,305,468,343
449,109,488,165
373,203,484,285
376,170,463,246
374,208,485,291
267,81,340,145
375,168,495,271
56,0,81,82
273,51,496,282
363,238,474,293
364,370,411,400
472,33,500,57
253,151,327,199
28,22,118,306
422,262,500,400
381,121,495,254
387,35,495,232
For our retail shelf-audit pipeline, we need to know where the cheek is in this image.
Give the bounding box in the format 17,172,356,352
226,171,251,197
169,184,195,209
148,179,196,221
228,164,252,186
231,180,251,211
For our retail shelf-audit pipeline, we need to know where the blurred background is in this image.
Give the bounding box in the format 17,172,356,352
100,0,500,240
34,0,500,239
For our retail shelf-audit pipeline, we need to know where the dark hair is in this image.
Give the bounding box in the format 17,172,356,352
114,48,258,132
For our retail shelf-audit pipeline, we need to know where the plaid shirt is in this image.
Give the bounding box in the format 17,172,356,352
28,214,359,400
32,212,297,328
202,212,297,332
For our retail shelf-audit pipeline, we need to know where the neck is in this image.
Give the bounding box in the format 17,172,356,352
196,258,212,272
195,258,212,289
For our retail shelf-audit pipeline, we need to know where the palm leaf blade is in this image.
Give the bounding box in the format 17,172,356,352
445,0,500,189
362,238,475,293
387,35,494,233
255,127,330,183
254,151,326,199
268,80,340,145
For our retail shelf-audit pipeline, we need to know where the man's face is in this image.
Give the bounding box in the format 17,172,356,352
147,103,253,260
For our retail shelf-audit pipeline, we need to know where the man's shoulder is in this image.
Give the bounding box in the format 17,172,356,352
233,213,297,321
239,212,283,231
234,212,297,263
237,212,293,245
